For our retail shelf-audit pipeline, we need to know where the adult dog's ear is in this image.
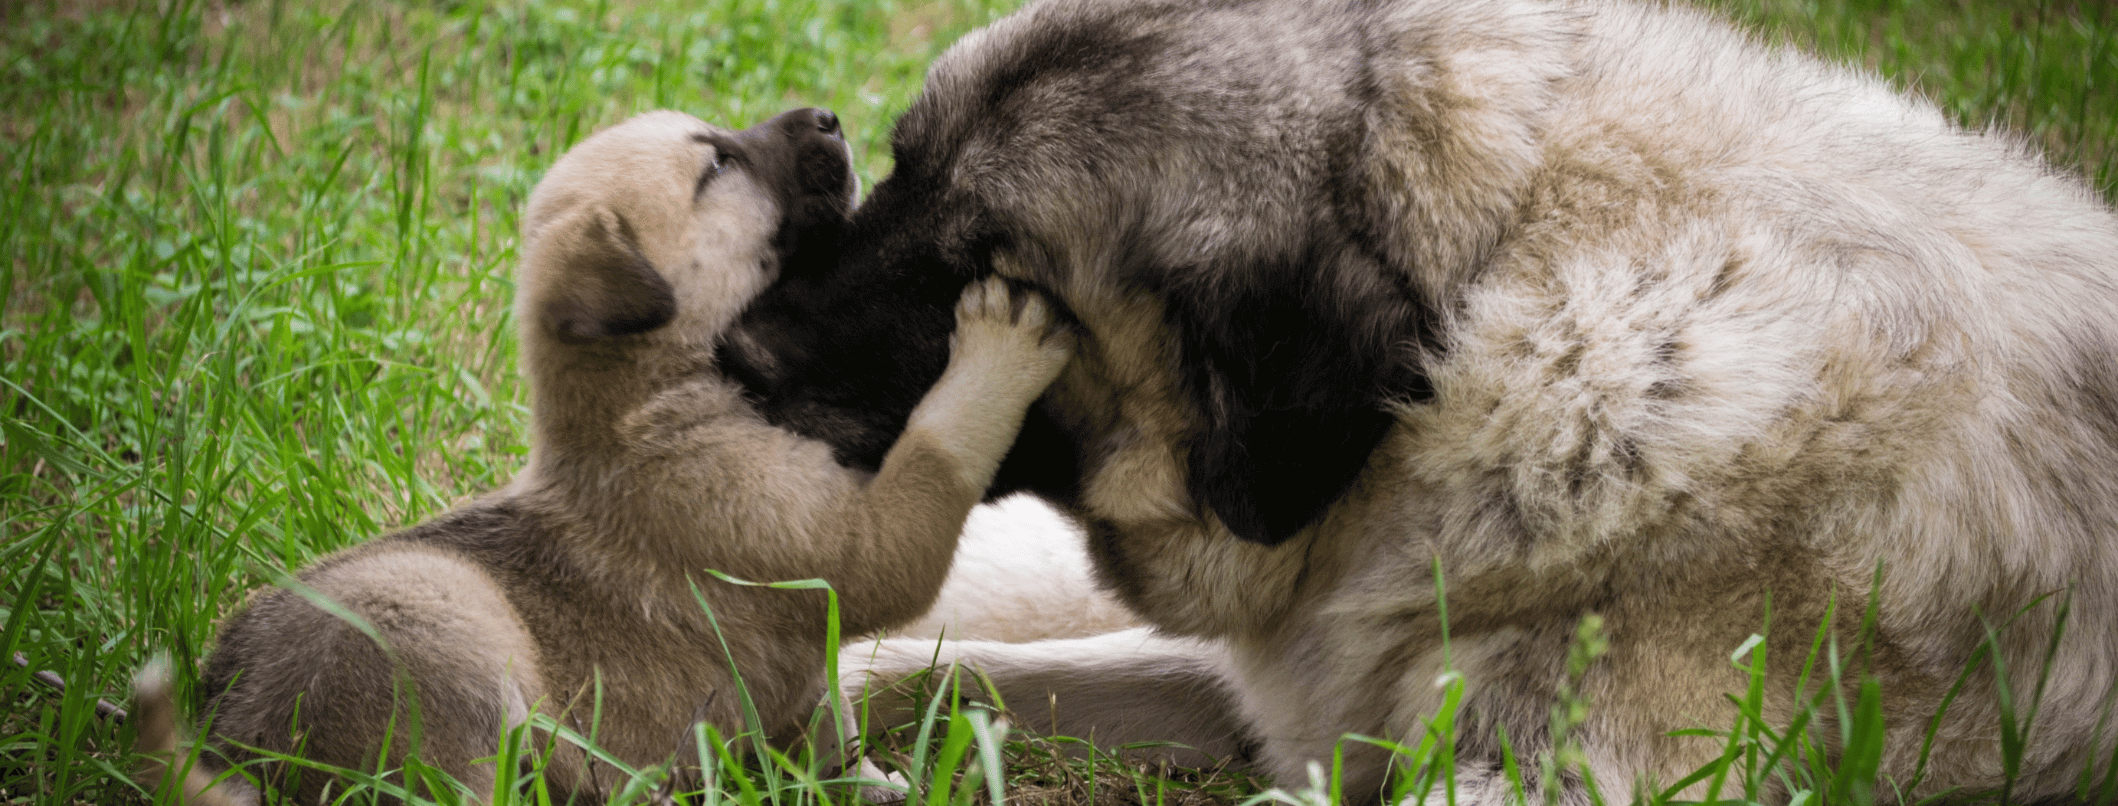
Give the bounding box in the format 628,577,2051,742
1166,250,1427,546
537,208,676,343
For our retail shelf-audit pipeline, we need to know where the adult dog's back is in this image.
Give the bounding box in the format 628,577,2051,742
726,0,2118,801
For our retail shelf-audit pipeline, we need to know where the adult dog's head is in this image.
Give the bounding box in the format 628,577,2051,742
722,0,1562,544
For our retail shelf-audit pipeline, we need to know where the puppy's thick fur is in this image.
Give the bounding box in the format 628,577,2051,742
134,109,1073,804
723,1,2118,802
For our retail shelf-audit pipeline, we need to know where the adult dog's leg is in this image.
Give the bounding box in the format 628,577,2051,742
844,627,1254,768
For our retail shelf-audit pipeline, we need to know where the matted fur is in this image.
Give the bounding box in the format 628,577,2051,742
132,109,1074,804
725,0,2118,802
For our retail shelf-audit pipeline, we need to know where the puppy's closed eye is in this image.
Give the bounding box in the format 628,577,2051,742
693,134,744,199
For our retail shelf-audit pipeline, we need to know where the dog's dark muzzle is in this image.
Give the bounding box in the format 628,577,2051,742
731,107,855,218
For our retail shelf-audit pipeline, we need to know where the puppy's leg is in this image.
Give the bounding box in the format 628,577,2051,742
134,658,258,806
845,627,1254,769
832,278,1073,633
897,277,1074,493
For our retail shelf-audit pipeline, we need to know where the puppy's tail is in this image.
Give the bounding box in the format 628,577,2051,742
133,657,254,806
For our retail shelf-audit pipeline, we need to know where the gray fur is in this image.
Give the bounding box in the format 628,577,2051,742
746,1,2118,802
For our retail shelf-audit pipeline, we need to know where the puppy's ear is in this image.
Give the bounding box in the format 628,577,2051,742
539,209,676,343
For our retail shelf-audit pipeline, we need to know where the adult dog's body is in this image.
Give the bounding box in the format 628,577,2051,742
723,0,2118,802
134,109,1073,804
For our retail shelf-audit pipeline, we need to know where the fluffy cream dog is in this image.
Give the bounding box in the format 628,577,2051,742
133,108,1073,805
723,1,2118,803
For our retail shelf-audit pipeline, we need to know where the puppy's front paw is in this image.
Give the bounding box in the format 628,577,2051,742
949,277,1075,396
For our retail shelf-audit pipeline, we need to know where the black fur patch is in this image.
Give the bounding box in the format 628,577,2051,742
1157,239,1429,543
718,174,974,471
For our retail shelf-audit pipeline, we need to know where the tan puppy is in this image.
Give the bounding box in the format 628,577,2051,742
133,108,1073,805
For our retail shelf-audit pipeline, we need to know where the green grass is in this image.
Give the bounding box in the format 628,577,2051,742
1713,0,2117,195
0,0,2111,804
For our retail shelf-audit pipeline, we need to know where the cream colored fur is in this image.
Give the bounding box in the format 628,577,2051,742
845,1,2118,803
134,110,1073,804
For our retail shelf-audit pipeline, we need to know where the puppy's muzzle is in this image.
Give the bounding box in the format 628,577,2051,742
729,107,854,208
811,108,841,138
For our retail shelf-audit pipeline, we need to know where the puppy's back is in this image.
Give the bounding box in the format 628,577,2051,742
197,506,548,802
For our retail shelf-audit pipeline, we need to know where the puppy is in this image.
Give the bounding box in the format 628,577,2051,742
133,108,1073,805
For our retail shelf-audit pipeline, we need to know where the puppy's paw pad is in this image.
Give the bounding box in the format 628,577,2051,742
951,279,1073,379
955,277,1013,324
1012,288,1058,331
1017,292,1074,376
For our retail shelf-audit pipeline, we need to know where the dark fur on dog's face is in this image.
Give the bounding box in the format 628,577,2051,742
713,172,977,482
720,4,1453,545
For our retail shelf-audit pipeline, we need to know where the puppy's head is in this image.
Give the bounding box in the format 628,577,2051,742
517,108,854,366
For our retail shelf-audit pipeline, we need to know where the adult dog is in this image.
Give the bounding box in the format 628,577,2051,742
133,109,1073,805
721,0,2118,802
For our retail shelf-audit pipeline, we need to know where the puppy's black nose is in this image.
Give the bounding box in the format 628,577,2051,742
813,108,840,137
